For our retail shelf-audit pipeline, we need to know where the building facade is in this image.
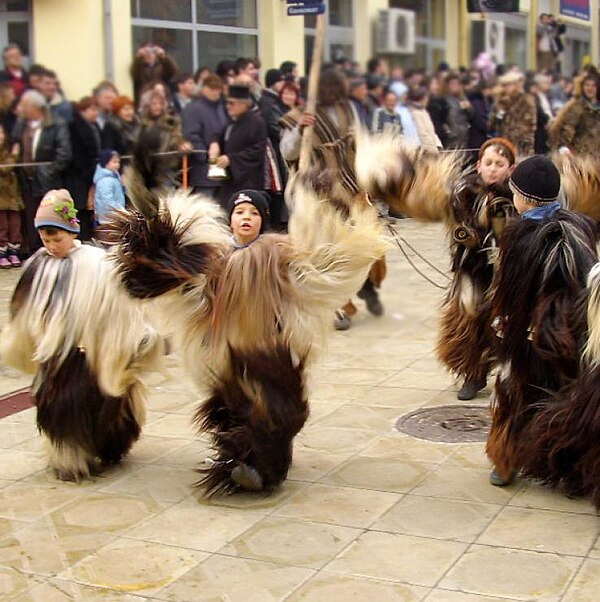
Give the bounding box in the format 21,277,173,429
0,0,597,99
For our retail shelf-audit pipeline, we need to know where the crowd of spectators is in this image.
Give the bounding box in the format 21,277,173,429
0,37,598,265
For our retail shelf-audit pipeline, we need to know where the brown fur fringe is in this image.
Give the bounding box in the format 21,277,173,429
194,345,309,496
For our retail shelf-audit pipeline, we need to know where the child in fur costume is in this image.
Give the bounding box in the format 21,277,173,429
110,145,390,495
0,189,163,481
437,138,517,400
486,156,598,487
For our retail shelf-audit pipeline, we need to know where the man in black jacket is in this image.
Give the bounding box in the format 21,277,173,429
216,85,267,208
12,90,72,253
182,74,228,197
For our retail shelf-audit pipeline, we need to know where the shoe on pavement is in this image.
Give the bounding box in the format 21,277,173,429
357,288,384,316
490,468,514,487
334,309,351,331
457,378,486,400
7,253,21,268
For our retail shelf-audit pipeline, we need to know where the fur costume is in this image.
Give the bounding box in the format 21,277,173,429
516,263,600,507
553,152,600,222
486,208,598,482
0,243,163,481
354,128,463,222
436,172,515,384
110,159,390,495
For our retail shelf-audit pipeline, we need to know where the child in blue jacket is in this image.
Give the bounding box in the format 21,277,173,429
94,149,126,238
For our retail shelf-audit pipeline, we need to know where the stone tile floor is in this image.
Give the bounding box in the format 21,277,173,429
0,220,598,601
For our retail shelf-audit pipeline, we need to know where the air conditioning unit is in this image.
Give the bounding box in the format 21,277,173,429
484,19,505,64
376,9,416,55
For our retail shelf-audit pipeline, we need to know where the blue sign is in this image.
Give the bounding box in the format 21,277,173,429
288,3,325,16
560,0,590,20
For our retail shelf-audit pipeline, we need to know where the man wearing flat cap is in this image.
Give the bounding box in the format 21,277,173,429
216,84,267,207
489,70,537,157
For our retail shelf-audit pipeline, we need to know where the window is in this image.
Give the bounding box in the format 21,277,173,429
131,0,259,73
304,0,355,70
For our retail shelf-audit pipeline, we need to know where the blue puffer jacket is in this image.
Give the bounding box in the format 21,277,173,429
93,164,125,224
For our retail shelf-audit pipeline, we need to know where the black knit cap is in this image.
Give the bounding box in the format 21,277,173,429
228,189,270,233
227,84,251,100
509,155,561,204
265,68,284,89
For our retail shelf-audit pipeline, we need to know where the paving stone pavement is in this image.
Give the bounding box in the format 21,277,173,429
0,220,598,601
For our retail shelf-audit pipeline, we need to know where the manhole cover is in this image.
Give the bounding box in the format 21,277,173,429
395,405,491,443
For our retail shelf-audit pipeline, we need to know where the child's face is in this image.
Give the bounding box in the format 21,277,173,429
477,147,513,186
230,202,262,245
106,155,121,172
39,229,77,258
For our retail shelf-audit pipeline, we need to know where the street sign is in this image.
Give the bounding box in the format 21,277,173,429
288,3,325,16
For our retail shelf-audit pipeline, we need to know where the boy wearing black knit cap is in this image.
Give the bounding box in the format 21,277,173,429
228,189,270,248
486,155,598,487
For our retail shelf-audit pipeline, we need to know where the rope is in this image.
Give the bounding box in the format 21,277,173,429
0,149,208,168
386,222,450,290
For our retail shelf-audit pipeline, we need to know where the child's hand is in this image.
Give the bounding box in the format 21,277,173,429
179,141,193,153
208,142,220,160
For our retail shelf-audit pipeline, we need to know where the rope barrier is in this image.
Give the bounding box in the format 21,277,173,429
0,148,208,168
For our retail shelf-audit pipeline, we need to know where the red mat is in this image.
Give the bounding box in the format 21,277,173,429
0,388,34,419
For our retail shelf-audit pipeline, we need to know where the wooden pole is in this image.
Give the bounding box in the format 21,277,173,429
299,13,326,173
182,153,189,189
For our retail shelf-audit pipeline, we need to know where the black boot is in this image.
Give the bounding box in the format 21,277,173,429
457,377,486,401
357,279,383,316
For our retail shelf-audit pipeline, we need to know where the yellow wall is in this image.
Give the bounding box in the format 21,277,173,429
353,0,388,68
111,1,133,96
259,2,305,75
33,0,104,100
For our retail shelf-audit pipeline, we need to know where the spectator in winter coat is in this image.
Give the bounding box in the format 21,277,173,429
389,81,420,146
64,97,101,241
489,71,537,157
172,72,195,115
93,149,125,236
130,44,178,104
216,84,267,208
108,96,140,155
0,44,28,98
371,90,402,135
427,75,451,148
443,74,473,150
13,89,72,253
258,68,285,123
182,74,228,197
407,87,442,153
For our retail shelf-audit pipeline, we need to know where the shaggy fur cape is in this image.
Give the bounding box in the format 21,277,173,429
111,178,390,495
436,172,515,383
0,243,163,480
515,263,600,507
486,208,598,482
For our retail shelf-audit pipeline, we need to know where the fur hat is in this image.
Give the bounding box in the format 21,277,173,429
509,156,561,204
499,71,524,85
228,189,270,233
99,149,118,168
35,189,80,233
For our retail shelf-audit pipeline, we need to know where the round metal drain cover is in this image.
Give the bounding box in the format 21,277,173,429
395,405,491,443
